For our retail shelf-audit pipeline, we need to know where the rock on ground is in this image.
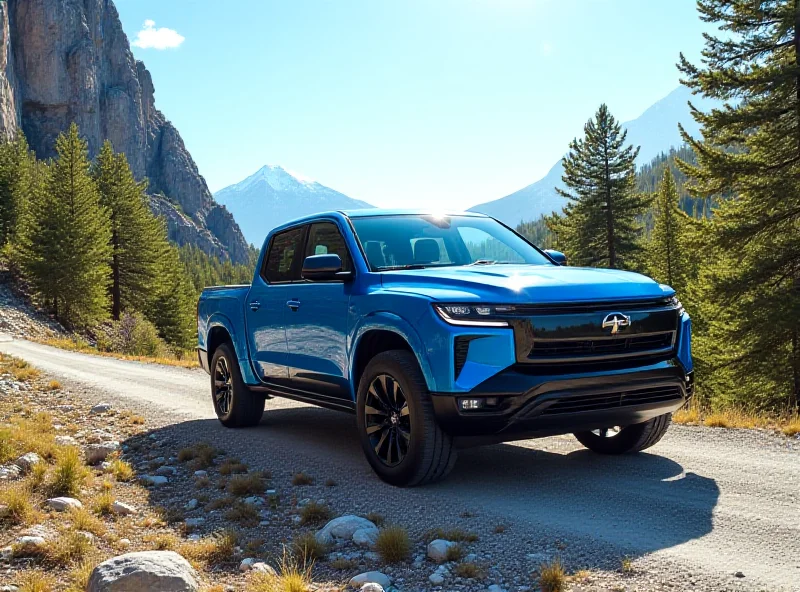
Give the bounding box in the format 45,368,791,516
14,452,42,473
45,497,82,511
349,572,391,589
85,442,120,465
427,538,457,563
87,551,199,592
316,515,378,546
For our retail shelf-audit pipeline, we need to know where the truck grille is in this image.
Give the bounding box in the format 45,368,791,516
528,332,674,362
540,385,683,416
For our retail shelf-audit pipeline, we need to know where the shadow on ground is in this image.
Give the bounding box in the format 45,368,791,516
124,404,719,565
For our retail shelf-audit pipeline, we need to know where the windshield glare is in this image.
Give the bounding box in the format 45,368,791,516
350,215,552,270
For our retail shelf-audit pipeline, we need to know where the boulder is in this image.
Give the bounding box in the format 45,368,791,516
251,562,276,575
353,527,379,549
316,515,378,546
55,435,78,447
140,475,168,487
427,539,457,563
0,464,21,481
46,497,83,511
85,442,120,465
90,403,113,414
14,452,42,473
349,572,391,590
14,536,46,555
87,551,199,592
112,501,136,516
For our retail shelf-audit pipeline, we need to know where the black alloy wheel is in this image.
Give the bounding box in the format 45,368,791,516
364,374,411,466
214,356,233,416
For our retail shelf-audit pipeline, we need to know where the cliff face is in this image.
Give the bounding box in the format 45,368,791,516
0,0,248,263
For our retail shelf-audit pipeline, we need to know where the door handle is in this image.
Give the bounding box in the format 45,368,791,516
286,299,301,311
249,301,261,312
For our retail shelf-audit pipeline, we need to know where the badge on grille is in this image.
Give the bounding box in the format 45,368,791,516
602,312,631,335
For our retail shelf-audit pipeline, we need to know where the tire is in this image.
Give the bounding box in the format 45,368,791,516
574,413,672,454
211,343,264,428
356,350,457,487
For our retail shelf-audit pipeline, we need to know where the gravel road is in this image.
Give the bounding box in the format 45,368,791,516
1,336,799,591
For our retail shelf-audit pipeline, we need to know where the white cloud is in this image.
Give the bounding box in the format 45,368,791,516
131,20,185,50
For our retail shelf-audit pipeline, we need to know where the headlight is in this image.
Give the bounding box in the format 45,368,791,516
433,304,512,327
669,296,685,316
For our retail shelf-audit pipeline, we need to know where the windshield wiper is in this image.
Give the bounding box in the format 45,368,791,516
375,264,429,271
469,259,497,266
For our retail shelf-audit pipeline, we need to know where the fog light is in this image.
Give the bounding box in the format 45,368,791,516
459,398,484,411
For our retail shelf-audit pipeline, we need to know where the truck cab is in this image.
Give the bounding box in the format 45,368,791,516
198,210,693,486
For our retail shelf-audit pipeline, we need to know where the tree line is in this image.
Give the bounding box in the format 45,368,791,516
519,0,800,413
0,124,196,352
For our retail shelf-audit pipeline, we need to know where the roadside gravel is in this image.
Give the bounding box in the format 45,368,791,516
1,337,798,592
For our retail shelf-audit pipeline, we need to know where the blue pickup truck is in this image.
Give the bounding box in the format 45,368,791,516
197,210,693,486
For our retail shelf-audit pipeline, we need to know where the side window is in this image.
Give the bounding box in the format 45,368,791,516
304,222,352,272
264,226,306,283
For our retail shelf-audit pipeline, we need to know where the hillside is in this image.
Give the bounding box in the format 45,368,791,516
469,85,719,226
0,0,249,263
215,165,374,246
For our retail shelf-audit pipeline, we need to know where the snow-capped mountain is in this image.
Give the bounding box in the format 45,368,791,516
468,86,721,226
214,165,374,246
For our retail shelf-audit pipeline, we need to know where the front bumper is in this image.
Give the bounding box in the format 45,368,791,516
431,359,692,447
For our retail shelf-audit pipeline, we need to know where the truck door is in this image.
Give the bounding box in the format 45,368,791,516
284,221,353,401
245,225,307,384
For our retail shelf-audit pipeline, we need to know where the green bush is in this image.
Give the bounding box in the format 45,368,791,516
96,311,169,358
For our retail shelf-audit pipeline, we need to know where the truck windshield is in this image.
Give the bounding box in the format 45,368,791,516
350,214,552,271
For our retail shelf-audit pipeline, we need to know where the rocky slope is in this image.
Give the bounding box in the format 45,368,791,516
215,165,374,245
0,0,249,263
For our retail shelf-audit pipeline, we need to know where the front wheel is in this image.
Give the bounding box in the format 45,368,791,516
211,343,264,428
356,350,457,487
574,413,672,454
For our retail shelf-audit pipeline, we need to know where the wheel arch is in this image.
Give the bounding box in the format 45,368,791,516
350,313,436,397
205,313,259,385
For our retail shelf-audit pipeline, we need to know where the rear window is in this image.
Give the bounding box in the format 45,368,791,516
264,226,306,282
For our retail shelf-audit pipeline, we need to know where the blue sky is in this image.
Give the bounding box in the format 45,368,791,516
115,0,708,209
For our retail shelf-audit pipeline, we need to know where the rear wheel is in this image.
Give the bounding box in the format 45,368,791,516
574,413,672,454
356,350,456,486
211,343,264,428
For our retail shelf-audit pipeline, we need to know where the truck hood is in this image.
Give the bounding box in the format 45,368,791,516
379,264,673,303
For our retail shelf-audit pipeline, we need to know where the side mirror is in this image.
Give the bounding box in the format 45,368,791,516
302,254,350,281
545,249,567,266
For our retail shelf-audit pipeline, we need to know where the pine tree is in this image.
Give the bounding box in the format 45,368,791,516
547,104,649,269
645,170,691,294
15,123,111,327
0,135,32,247
678,0,800,410
92,141,164,320
148,242,196,351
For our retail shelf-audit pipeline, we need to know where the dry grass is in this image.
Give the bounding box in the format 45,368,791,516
493,524,507,534
206,495,237,511
145,532,180,551
291,472,313,486
423,527,479,543
46,380,61,391
248,552,312,592
365,511,384,527
539,557,566,592
228,473,267,496
329,557,358,570
178,443,220,469
673,403,800,435
224,502,260,527
16,571,56,592
180,530,238,565
50,446,89,497
291,531,328,562
10,358,41,382
375,525,411,563
620,555,634,574
68,559,99,591
298,501,332,525
37,336,199,368
445,543,465,562
44,529,93,566
68,506,107,537
782,416,800,437
219,458,249,475
324,478,337,487
93,490,115,516
107,458,135,482
1,482,41,525
453,562,484,579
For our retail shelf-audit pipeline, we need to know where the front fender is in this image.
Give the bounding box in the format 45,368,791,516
206,312,260,385
350,312,436,396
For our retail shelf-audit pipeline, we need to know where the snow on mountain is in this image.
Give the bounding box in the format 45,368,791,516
468,85,721,227
214,165,374,246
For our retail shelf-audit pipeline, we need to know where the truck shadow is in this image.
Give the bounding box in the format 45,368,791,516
125,404,719,564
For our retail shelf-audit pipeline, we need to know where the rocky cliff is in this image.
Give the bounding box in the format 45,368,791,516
0,0,249,263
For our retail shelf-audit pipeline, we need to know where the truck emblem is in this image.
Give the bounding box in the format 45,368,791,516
602,313,631,335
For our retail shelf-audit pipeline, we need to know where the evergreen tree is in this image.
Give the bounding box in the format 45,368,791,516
148,242,196,351
645,170,691,294
15,123,111,327
0,135,32,247
92,141,163,320
678,0,800,410
547,104,649,269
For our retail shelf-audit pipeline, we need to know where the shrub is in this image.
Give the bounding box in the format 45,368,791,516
248,551,312,592
291,472,313,486
620,555,634,574
291,531,328,562
366,512,384,526
68,507,106,536
107,458,135,482
29,462,48,491
219,458,248,475
96,311,170,358
298,501,331,525
178,442,219,468
453,562,483,579
50,447,88,497
329,557,358,570
69,559,98,591
445,543,465,562
180,530,237,565
93,491,115,516
228,473,266,496
47,380,61,391
1,483,39,525
539,558,566,592
224,502,259,527
45,530,93,566
0,427,13,463
375,526,411,563
16,571,56,592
